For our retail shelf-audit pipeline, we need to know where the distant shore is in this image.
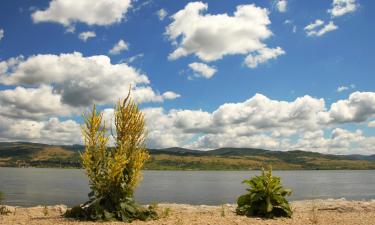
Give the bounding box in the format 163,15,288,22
1,199,375,225
2,142,375,170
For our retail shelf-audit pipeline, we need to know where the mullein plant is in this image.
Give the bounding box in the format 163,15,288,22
236,167,292,218
65,92,157,222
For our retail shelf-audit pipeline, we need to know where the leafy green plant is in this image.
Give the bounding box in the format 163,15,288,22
65,92,158,222
236,167,292,218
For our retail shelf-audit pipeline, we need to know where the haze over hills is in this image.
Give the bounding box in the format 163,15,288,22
0,142,375,170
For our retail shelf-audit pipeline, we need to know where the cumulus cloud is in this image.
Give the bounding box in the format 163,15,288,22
0,52,179,107
1,85,375,154
31,0,132,27
0,51,181,145
0,29,4,41
327,92,375,123
276,0,287,13
139,92,375,154
0,116,82,145
78,31,96,42
0,85,75,120
165,2,284,67
244,47,285,68
328,0,358,17
291,128,367,154
109,39,128,55
141,93,329,149
188,62,217,79
96,92,375,153
305,20,338,37
156,8,168,21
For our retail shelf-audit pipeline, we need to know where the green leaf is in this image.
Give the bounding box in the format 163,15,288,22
235,167,293,218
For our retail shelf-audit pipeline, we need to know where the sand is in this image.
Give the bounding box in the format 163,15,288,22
1,199,375,225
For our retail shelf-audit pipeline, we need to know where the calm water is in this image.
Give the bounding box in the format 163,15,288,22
0,168,374,206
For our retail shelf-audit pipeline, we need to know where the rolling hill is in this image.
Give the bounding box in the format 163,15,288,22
0,142,375,170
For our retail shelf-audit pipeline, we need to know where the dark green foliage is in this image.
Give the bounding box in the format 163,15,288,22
65,192,157,222
236,168,292,218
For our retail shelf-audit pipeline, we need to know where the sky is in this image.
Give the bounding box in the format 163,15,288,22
0,0,374,154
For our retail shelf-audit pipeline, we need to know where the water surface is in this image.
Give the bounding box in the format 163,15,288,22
0,168,374,206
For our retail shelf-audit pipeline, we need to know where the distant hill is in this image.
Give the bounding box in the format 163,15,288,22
0,142,375,170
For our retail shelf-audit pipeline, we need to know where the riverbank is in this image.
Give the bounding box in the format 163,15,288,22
1,199,375,225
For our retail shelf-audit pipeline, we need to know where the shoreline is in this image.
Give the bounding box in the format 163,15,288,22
2,166,375,171
1,199,375,225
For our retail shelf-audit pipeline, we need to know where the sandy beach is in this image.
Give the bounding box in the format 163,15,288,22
1,199,375,225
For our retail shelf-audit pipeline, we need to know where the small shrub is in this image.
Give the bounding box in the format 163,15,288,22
161,207,171,218
43,206,49,216
220,205,225,217
236,167,292,218
65,92,158,222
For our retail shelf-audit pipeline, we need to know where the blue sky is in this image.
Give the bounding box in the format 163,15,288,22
0,0,374,154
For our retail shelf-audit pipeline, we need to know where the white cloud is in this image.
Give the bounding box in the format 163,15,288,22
78,31,96,42
284,19,292,25
156,8,168,21
368,121,375,128
139,92,375,154
125,53,144,63
162,91,181,100
109,39,128,55
0,116,82,145
0,85,75,120
305,20,338,37
328,92,375,123
284,20,297,33
188,62,217,79
141,93,329,149
1,85,375,154
132,0,152,13
165,2,284,67
337,84,355,92
244,47,285,68
337,86,349,92
0,52,178,106
0,52,181,145
0,29,4,41
31,0,132,27
291,128,367,155
328,0,358,17
276,0,287,13
304,19,324,31
293,26,297,33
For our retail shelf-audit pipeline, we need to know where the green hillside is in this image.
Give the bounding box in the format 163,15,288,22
0,142,375,170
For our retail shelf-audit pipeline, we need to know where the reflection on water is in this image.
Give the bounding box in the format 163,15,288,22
0,168,374,206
